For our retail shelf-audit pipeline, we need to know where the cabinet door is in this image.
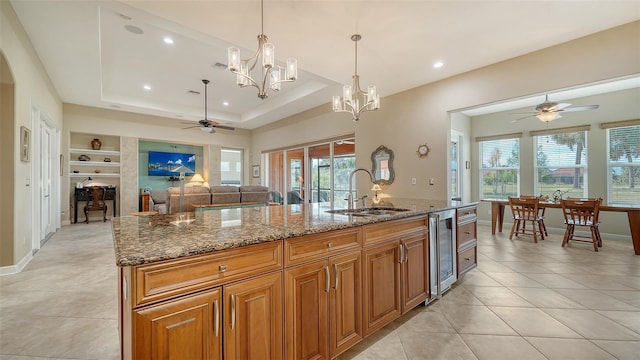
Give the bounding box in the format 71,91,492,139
362,241,401,337
285,260,329,360
329,251,362,357
224,272,283,360
133,288,221,360
401,233,429,313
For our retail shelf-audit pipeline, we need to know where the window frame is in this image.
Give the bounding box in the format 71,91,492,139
478,137,520,200
606,124,640,205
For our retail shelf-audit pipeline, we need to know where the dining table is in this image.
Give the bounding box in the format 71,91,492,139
482,199,640,255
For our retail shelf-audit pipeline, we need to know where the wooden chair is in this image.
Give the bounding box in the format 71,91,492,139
508,196,544,243
520,195,548,237
84,186,108,223
560,197,602,251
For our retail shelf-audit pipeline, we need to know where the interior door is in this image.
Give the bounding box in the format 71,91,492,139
40,118,53,240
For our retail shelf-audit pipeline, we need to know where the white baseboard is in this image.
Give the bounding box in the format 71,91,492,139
0,251,33,276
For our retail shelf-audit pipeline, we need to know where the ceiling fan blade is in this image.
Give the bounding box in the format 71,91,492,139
211,124,236,131
555,103,572,110
511,114,534,123
182,125,200,129
561,104,599,112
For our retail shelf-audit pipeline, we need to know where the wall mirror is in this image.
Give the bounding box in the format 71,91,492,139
371,145,395,185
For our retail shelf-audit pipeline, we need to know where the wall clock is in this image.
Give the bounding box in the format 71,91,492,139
416,143,430,158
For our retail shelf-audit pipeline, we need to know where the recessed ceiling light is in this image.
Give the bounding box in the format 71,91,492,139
222,101,230,106
143,85,152,90
163,37,174,44
433,61,444,68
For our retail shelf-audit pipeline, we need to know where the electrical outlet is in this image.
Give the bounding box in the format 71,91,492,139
411,178,416,185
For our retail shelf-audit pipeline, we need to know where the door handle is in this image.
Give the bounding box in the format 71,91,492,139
324,266,330,292
333,263,338,289
230,294,236,330
213,299,219,337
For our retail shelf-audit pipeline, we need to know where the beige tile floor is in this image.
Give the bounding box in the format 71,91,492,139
1,222,639,359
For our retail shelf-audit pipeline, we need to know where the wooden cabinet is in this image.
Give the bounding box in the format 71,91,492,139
456,205,478,277
224,272,283,360
122,242,283,359
284,229,362,360
133,288,222,359
362,217,428,337
362,240,401,337
400,232,429,313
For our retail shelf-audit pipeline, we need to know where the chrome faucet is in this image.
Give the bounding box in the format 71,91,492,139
347,168,376,210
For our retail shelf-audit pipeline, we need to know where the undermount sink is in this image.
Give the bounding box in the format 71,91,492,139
326,207,411,216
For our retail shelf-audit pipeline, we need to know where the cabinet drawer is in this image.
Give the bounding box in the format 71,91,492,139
457,221,476,247
457,206,477,219
363,217,427,246
132,241,282,307
285,228,361,266
457,245,477,276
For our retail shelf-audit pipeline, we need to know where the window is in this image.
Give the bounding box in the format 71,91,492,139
480,138,519,199
221,148,242,186
607,125,640,205
535,131,587,199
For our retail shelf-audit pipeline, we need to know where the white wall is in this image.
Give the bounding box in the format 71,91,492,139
251,21,640,237
1,1,63,269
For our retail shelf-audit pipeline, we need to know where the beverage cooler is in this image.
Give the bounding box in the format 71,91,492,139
428,209,457,300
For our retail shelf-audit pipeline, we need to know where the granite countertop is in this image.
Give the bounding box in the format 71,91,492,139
112,198,476,267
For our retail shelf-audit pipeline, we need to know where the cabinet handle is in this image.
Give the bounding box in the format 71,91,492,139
404,244,409,263
324,266,330,292
219,265,227,272
464,257,471,261
327,241,333,248
398,243,404,263
230,294,236,330
465,231,471,235
333,263,338,289
213,299,219,337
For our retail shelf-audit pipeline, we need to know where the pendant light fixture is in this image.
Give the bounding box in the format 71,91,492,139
227,0,297,99
332,34,380,121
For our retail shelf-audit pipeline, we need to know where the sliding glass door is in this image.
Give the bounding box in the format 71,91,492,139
265,137,355,206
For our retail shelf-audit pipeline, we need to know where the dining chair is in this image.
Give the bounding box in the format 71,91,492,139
560,197,602,251
84,186,108,223
508,196,544,243
520,195,548,237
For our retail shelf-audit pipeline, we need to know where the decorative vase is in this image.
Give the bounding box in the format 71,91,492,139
91,138,102,150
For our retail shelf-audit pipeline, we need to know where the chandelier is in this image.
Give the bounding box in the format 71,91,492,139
227,0,297,99
332,34,380,121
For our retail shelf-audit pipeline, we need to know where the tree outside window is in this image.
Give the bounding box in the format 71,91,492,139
608,125,640,205
480,138,519,199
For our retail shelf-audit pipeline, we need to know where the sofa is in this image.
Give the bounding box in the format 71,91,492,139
239,185,269,203
210,186,241,204
166,186,211,214
158,185,270,214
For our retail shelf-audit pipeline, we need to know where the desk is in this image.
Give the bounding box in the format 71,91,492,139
74,186,117,223
482,199,640,255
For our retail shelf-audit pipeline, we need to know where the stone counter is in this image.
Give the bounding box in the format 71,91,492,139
112,198,470,267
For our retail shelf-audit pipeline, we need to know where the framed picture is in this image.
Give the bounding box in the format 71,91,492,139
20,126,31,162
252,165,260,178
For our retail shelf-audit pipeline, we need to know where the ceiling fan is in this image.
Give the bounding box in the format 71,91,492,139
183,79,236,133
513,95,599,123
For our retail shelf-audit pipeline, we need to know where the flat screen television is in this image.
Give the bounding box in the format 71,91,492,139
148,151,196,176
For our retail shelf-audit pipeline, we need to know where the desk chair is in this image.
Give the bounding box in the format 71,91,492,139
508,196,544,243
561,197,602,251
84,186,108,223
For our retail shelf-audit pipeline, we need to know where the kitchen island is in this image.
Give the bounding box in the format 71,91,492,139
112,199,478,359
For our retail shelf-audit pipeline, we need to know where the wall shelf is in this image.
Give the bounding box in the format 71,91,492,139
69,161,120,167
69,148,120,156
70,173,120,178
